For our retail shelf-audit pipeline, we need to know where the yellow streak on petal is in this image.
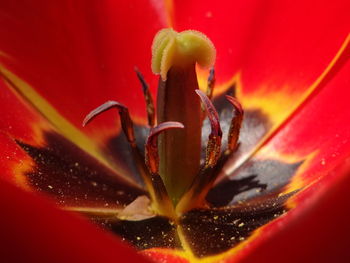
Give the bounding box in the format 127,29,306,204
159,207,291,263
175,225,198,261
142,248,190,263
284,152,319,190
3,78,52,147
256,144,326,211
64,206,122,217
213,218,284,263
237,85,302,125
258,145,318,189
198,68,302,125
2,79,52,188
197,66,238,96
198,69,301,125
3,128,41,190
0,65,138,187
193,191,298,263
140,35,350,263
166,36,350,260
225,34,350,175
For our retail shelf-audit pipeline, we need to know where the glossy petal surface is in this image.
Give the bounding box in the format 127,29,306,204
0,0,167,138
1,0,350,262
0,180,150,263
174,0,350,172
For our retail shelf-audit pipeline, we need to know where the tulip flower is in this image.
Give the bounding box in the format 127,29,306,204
1,0,350,262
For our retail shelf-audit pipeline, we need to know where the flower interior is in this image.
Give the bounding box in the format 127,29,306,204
75,28,299,258
83,28,245,217
1,0,350,260
9,27,350,261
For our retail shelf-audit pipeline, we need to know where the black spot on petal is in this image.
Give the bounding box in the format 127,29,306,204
203,88,272,164
97,216,181,250
105,124,149,185
180,192,293,257
16,132,145,208
207,158,302,207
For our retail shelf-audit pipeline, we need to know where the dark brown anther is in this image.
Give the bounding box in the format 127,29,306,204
83,101,136,147
226,95,243,153
195,90,222,168
83,102,178,217
145,122,184,174
176,87,224,213
144,122,184,218
206,67,216,100
135,67,156,127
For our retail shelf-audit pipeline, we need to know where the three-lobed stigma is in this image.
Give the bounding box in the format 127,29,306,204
151,28,216,81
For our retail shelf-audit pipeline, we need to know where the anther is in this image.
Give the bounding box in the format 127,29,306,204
134,67,156,127
195,89,222,168
226,95,243,153
145,122,184,174
83,101,136,147
206,67,216,100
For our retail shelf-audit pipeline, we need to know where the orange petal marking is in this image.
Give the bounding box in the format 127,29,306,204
225,34,350,175
0,65,137,186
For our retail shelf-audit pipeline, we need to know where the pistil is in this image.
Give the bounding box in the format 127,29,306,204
83,28,244,217
152,29,216,204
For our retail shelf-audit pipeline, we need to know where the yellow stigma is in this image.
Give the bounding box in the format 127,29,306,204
151,28,216,81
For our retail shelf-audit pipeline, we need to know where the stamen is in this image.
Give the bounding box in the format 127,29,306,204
134,67,156,127
145,122,184,174
145,122,184,217
206,67,216,100
83,101,136,147
195,90,222,168
152,28,216,204
177,91,223,213
226,95,243,153
83,102,177,217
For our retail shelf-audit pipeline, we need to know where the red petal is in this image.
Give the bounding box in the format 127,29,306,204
0,0,167,137
174,1,350,177
0,76,141,183
142,249,189,263
0,76,49,145
173,0,350,93
0,133,33,186
255,49,350,192
0,77,50,186
220,31,350,262
0,179,150,263
2,1,350,261
230,159,350,263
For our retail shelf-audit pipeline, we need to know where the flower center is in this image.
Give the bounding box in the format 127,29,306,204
83,28,243,217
